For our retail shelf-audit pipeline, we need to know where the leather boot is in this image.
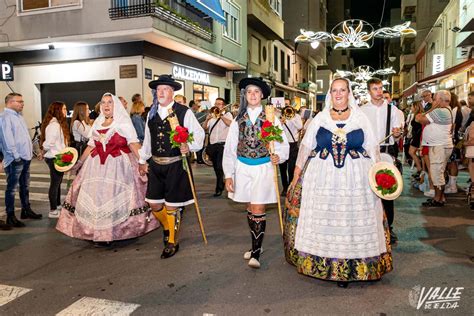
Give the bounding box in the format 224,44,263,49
6,214,26,228
21,207,43,219
247,211,266,268
0,220,12,231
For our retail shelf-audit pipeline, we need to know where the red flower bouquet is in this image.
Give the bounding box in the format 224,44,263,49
375,169,398,195
170,125,194,148
54,151,74,167
258,120,283,143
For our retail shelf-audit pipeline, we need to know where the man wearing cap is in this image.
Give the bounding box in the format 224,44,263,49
139,75,205,259
223,77,289,269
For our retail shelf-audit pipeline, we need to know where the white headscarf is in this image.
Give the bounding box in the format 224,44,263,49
89,93,138,150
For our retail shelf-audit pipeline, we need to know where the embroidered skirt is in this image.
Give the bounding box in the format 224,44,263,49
283,157,393,282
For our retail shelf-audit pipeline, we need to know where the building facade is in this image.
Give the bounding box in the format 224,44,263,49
0,0,247,126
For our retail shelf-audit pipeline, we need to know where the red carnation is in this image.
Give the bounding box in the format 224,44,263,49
61,153,73,163
172,126,190,144
375,173,396,189
262,120,273,129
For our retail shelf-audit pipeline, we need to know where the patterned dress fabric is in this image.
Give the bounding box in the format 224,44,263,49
56,129,159,242
283,122,393,282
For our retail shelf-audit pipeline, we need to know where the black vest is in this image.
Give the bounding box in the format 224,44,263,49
148,102,188,157
236,111,270,158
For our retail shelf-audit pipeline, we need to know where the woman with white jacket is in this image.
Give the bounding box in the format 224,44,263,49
40,101,69,218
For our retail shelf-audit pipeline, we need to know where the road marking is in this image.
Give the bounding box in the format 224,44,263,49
56,297,140,316
0,285,32,307
0,173,51,179
0,181,68,189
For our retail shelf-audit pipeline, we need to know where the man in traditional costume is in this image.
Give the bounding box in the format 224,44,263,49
139,75,205,258
223,77,289,269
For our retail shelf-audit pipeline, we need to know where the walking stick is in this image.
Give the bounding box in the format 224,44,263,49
168,109,207,244
265,105,284,235
183,156,208,244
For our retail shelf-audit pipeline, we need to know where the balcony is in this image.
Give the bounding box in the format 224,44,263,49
109,0,214,42
400,53,415,72
247,0,284,40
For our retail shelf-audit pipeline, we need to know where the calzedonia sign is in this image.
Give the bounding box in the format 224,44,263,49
172,65,210,84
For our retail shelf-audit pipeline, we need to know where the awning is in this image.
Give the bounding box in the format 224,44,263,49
274,82,309,95
401,82,418,98
460,18,474,32
457,33,474,47
418,58,474,85
185,0,226,25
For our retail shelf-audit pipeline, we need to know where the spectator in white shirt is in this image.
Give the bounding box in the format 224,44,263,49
416,90,453,207
71,101,92,156
203,97,233,197
40,102,69,218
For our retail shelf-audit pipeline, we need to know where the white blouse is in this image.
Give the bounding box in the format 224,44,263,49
223,106,290,179
72,120,91,142
43,118,66,159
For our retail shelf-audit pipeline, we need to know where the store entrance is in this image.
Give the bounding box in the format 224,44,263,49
40,80,115,119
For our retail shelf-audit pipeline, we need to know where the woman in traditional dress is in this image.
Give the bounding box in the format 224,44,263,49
283,78,392,287
56,93,159,244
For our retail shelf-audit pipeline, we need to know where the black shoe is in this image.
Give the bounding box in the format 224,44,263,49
337,281,348,288
20,208,43,220
280,189,287,197
0,220,12,231
93,241,112,248
161,243,179,259
6,215,26,228
389,229,398,245
213,190,222,197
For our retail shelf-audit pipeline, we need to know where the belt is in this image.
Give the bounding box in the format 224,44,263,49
152,156,181,165
237,156,270,165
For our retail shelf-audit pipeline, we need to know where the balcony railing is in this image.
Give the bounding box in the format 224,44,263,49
109,0,214,42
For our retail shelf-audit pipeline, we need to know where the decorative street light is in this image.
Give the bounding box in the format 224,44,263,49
295,19,416,50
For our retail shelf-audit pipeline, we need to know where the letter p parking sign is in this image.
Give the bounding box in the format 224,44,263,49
0,62,14,81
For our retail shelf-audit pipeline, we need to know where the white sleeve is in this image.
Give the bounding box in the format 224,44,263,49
274,117,290,163
43,122,60,152
184,110,205,152
391,106,402,128
75,121,91,140
296,113,321,169
223,120,239,179
360,112,381,163
138,116,152,164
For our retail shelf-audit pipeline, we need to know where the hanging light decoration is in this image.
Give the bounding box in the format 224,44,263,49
336,66,396,81
295,19,416,50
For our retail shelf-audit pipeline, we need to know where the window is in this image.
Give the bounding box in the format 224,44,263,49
193,84,219,106
20,0,81,13
222,1,240,43
269,0,281,16
274,46,278,71
287,54,291,78
250,36,261,65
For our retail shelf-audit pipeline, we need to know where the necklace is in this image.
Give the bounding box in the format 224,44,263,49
332,107,349,115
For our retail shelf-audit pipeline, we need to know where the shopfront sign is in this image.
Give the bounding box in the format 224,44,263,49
0,61,13,81
432,54,444,75
120,64,137,79
172,65,210,84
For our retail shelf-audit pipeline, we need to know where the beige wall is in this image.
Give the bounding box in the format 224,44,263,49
0,56,143,129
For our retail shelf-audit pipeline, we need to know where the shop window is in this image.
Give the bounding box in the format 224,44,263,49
251,36,261,65
193,84,219,106
222,0,240,44
20,0,81,13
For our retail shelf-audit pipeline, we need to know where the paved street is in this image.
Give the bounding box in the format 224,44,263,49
0,160,473,315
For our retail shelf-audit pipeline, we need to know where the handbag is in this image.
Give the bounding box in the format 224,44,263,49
464,123,474,158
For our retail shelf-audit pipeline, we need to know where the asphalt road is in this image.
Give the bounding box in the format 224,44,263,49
0,160,473,315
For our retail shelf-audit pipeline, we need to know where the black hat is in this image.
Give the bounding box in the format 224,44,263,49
149,74,182,91
239,77,271,99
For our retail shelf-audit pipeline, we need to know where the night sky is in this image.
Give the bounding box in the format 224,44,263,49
349,0,401,69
